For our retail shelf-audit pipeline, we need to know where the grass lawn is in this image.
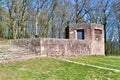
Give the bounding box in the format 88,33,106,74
0,56,120,80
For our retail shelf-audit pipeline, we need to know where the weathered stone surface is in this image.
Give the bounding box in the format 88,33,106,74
11,38,91,57
11,38,41,54
0,45,40,64
68,23,105,55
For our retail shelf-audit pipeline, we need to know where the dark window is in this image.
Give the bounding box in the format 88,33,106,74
77,30,84,39
95,29,102,34
65,26,69,39
94,29,102,41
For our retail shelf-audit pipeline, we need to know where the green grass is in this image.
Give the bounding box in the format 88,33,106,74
70,56,120,70
0,56,120,80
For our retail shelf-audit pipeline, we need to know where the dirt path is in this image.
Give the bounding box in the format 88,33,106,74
0,45,44,64
54,58,120,72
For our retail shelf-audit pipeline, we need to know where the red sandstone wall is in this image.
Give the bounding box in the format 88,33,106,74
11,38,41,54
41,38,91,56
69,23,105,55
11,38,91,56
90,24,105,55
69,24,92,40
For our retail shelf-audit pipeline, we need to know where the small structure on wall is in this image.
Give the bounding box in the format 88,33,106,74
65,23,105,55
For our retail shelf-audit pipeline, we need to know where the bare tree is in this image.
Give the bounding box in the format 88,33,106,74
0,0,6,38
33,0,48,37
113,0,120,46
73,0,89,23
86,0,113,43
5,0,29,39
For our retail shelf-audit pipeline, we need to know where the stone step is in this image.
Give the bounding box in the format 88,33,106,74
0,45,37,63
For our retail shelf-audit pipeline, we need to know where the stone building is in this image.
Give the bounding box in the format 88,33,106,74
11,23,105,56
65,23,105,55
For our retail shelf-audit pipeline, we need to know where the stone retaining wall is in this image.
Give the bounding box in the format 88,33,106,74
10,38,91,56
